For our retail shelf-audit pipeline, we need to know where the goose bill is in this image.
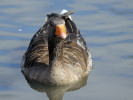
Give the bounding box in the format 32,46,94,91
55,24,67,39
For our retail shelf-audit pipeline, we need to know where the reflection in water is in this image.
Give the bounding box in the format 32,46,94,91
1,0,133,100
24,75,88,100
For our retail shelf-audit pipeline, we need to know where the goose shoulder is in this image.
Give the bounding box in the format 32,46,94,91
65,18,87,50
22,28,49,69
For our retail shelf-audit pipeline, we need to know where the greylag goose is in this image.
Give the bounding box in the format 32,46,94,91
21,10,92,85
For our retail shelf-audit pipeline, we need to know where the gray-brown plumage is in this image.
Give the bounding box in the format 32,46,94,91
21,11,92,85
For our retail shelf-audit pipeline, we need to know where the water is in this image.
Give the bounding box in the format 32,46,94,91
0,0,133,100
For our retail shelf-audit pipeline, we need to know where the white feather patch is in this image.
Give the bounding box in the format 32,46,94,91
60,9,72,20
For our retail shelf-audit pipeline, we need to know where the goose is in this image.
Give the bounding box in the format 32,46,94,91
21,10,92,85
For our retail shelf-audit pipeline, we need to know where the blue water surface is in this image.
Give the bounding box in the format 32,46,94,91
0,0,133,100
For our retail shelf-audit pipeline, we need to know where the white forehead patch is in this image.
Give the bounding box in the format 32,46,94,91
60,9,68,14
60,9,72,20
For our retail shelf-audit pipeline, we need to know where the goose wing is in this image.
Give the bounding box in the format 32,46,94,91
63,18,92,76
22,27,49,69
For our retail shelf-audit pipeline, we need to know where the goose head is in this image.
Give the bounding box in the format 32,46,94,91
48,17,67,40
45,10,74,40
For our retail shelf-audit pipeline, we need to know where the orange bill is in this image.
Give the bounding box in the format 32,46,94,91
55,24,67,39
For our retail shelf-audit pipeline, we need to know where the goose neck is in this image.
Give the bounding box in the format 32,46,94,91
48,38,64,67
